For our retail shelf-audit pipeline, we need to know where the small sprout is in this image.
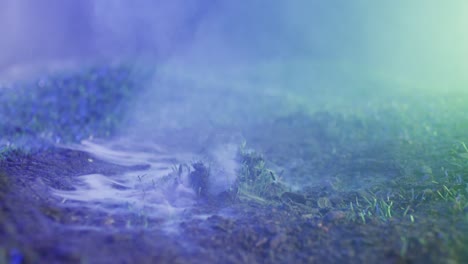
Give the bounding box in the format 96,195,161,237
359,212,366,224
461,141,468,153
403,205,411,216
436,190,445,200
137,174,146,182
317,197,332,209
270,171,276,181
443,185,454,196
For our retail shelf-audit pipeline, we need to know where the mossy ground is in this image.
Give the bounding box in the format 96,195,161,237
0,66,467,263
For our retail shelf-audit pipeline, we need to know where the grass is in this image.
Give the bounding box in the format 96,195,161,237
348,194,394,223
234,144,288,203
344,163,467,224
0,65,143,151
1,66,468,262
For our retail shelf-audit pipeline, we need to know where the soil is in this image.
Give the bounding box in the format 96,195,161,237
1,66,467,263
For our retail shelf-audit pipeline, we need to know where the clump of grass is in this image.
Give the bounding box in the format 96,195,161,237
233,143,288,203
433,184,468,213
347,192,398,223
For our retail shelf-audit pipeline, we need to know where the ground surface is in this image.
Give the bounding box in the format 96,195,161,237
1,66,467,263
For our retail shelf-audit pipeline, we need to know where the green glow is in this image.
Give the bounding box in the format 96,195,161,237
262,1,468,95
357,1,468,92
